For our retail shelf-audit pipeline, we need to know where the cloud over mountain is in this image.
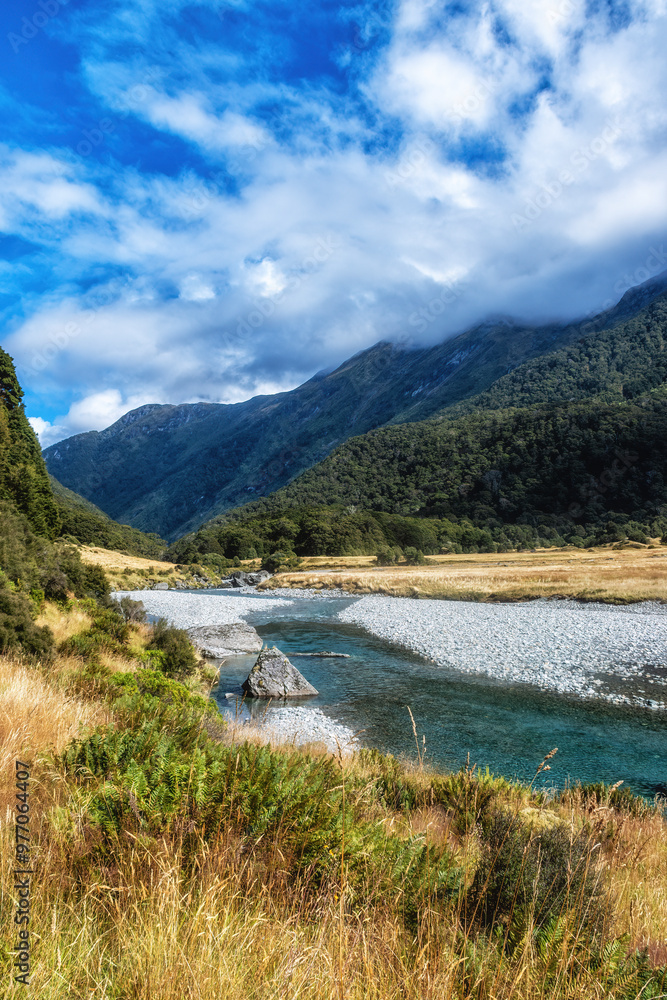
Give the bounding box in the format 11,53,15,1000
0,0,665,445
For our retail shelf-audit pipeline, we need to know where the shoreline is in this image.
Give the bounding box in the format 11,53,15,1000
113,588,358,751
114,589,667,721
338,595,667,712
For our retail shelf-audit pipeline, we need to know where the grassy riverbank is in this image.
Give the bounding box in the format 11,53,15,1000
260,545,667,603
1,598,666,997
76,545,234,591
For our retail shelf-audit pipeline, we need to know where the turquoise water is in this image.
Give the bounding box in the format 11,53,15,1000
206,592,667,798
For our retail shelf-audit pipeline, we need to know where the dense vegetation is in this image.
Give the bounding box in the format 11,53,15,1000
51,475,165,557
0,348,164,657
0,347,59,538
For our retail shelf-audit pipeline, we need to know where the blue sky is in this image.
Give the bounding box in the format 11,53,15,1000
1,0,666,445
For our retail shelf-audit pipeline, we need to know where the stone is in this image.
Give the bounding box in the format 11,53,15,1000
153,581,169,590
242,646,318,699
187,622,263,658
229,570,271,588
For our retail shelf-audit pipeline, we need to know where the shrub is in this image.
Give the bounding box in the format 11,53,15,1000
404,546,426,565
0,582,54,658
375,546,397,566
466,809,607,941
148,618,198,678
113,596,147,623
261,550,287,573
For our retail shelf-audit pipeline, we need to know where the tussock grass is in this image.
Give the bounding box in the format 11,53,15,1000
263,545,667,603
0,653,110,812
0,600,665,997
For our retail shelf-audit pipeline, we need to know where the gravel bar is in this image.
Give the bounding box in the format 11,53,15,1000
338,596,667,710
235,706,358,754
113,589,293,627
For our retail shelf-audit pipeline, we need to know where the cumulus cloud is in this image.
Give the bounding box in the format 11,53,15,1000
2,0,667,444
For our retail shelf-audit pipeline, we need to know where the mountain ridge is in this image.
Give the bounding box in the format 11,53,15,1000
43,272,667,541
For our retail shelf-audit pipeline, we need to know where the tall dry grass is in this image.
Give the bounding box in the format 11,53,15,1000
0,654,110,813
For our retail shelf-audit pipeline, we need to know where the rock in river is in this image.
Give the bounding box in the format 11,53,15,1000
187,622,263,658
242,646,319,699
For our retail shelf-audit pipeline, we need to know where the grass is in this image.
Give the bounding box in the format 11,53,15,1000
0,600,665,998
76,546,241,591
261,544,667,603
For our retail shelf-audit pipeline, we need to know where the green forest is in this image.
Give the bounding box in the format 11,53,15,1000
0,348,165,656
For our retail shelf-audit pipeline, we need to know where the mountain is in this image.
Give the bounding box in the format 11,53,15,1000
168,288,667,561
43,272,667,542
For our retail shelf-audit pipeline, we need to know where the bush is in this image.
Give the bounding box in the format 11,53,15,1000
148,618,198,678
113,596,147,623
375,546,397,566
466,810,607,940
404,546,426,565
261,550,289,573
0,583,54,659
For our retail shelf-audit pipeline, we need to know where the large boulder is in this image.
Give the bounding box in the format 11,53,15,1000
242,646,318,698
230,570,272,588
187,622,263,658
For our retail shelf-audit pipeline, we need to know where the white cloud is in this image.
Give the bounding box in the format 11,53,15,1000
0,148,105,229
179,274,216,301
5,0,667,446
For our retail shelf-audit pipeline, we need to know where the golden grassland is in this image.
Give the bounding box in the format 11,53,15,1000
262,544,667,603
0,600,665,997
76,545,242,591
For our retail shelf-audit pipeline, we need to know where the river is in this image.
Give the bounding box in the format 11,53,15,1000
197,590,667,799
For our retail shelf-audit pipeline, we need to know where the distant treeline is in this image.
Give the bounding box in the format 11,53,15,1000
167,501,667,567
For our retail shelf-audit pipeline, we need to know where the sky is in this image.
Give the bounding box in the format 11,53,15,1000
0,0,666,446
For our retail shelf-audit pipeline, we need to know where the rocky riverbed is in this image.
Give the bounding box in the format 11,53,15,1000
114,589,357,750
338,596,667,710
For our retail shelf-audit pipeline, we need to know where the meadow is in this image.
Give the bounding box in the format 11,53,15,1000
261,545,667,603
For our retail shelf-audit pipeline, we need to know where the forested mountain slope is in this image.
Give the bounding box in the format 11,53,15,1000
44,273,667,541
175,290,667,560
50,476,165,557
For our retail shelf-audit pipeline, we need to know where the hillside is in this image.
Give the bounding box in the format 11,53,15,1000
447,292,667,416
0,348,114,656
0,346,60,538
0,347,167,660
170,289,667,561
50,476,166,558
43,273,667,541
